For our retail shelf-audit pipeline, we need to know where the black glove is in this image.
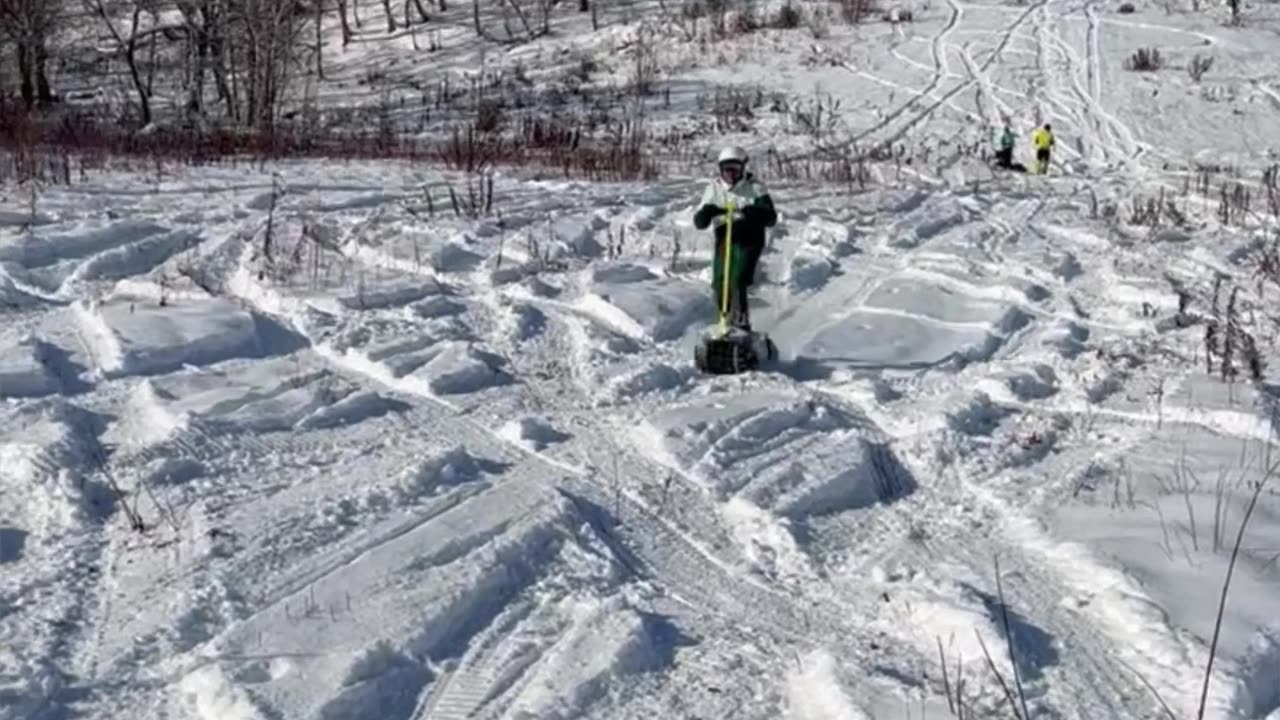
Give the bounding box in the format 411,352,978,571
741,202,778,228
693,203,726,230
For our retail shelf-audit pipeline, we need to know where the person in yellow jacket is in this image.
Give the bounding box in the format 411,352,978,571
1030,123,1054,174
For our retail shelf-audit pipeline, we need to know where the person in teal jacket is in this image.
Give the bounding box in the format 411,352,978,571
995,122,1016,168
692,145,777,331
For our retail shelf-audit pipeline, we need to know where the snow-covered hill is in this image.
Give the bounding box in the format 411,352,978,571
4,0,1280,718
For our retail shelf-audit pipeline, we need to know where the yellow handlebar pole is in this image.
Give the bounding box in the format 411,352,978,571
719,201,735,335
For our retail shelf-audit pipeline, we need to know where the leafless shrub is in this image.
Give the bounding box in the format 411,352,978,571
1125,47,1163,71
1250,234,1280,300
474,98,506,133
1188,54,1214,83
1204,276,1265,383
1188,164,1215,198
833,0,878,24
1218,181,1250,226
629,25,661,96
1129,189,1184,228
772,1,802,27
449,171,495,218
884,6,913,21
656,0,703,40
767,148,871,191
1261,164,1279,219
606,225,626,259
805,5,834,36
789,91,844,140
471,0,553,45
668,229,683,272
702,85,759,132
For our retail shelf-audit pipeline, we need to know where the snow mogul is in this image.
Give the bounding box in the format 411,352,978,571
691,145,779,374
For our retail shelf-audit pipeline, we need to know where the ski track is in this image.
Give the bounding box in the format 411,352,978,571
863,0,1048,155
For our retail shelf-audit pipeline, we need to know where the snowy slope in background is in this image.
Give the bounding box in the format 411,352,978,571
5,0,1280,717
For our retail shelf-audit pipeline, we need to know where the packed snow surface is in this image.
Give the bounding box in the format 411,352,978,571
5,0,1280,717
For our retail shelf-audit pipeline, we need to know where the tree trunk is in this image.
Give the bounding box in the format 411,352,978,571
381,0,396,31
315,0,324,76
336,0,353,45
33,42,52,104
16,44,33,109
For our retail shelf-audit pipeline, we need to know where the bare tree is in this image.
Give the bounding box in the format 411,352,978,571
238,0,312,131
0,0,60,109
82,0,154,124
335,0,354,45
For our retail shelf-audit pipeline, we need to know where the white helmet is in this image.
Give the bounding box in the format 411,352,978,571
717,145,748,164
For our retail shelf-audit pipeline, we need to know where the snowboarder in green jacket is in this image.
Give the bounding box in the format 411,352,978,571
692,145,777,331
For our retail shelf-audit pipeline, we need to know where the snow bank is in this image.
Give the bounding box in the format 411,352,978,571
636,392,913,516
177,664,270,720
199,483,604,719
785,649,868,720
60,228,201,292
411,341,511,394
0,271,47,309
387,445,503,502
411,294,468,319
0,220,168,268
0,401,114,537
296,390,408,429
0,336,59,398
884,195,972,250
498,415,571,451
604,361,691,400
505,597,669,719
0,654,63,720
126,355,403,435
785,247,836,292
117,380,192,448
1230,627,1280,719
721,496,814,585
585,269,713,342
73,295,264,378
327,335,511,397
336,274,439,310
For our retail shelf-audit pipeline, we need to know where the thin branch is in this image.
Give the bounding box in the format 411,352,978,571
1196,457,1279,719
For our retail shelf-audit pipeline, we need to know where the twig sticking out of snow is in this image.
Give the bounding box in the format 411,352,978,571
1196,454,1280,719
